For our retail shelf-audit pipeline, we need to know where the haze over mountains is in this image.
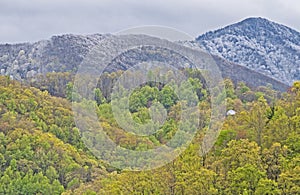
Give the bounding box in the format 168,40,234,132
0,17,298,92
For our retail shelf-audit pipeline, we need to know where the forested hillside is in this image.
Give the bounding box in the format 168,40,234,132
0,76,107,194
0,72,300,194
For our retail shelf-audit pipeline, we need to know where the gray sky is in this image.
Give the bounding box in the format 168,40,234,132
1,0,300,43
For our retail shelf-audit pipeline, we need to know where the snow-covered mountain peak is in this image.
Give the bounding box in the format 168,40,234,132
196,17,300,84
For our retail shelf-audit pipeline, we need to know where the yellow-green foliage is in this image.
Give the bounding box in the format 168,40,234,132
1,75,300,194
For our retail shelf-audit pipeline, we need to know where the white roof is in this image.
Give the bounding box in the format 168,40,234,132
227,110,236,116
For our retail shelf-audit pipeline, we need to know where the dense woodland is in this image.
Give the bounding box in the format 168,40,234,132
0,69,300,194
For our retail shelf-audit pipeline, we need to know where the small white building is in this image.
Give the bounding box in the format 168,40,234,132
226,110,236,116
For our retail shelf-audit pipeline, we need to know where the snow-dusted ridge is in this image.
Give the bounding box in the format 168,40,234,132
0,21,291,92
195,17,300,85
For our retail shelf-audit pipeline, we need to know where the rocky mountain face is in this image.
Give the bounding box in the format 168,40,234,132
195,17,300,85
0,32,289,92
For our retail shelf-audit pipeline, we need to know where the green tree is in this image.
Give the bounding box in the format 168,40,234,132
227,164,265,194
255,179,280,195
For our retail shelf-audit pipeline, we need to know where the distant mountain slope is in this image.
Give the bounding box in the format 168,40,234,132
196,17,300,85
211,54,288,92
0,34,106,80
0,33,289,92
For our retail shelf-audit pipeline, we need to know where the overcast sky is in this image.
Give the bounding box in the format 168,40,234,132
1,0,300,43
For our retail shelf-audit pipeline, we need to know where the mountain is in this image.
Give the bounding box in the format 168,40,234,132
1,22,300,194
195,17,300,85
0,34,107,80
211,54,288,91
0,33,289,92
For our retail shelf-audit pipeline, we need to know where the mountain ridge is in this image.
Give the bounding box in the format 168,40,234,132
0,26,290,92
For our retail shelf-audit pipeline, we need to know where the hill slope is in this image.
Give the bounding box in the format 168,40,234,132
0,76,107,194
0,34,106,80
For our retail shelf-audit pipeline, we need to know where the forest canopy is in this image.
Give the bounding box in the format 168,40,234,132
0,72,300,194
